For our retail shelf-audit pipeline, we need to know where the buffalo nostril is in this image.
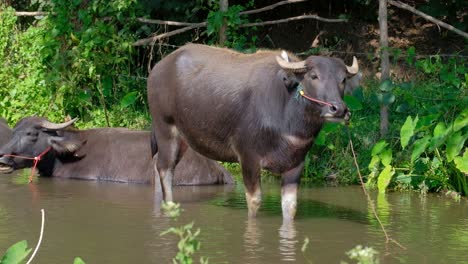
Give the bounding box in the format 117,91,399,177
330,105,338,113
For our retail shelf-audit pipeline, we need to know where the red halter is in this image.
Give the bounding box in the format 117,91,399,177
2,147,52,183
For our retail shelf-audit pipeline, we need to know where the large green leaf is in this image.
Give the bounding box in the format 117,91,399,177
344,95,363,111
377,93,395,105
1,240,32,264
453,109,468,132
379,79,393,92
120,91,138,108
371,140,388,156
454,149,468,173
377,166,394,193
380,148,393,167
400,115,418,149
74,257,86,264
446,132,467,162
428,122,450,151
411,135,431,163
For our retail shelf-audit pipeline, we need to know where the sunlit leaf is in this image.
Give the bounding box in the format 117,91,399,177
411,135,431,163
428,122,450,151
454,149,468,173
379,79,393,92
74,257,86,264
446,132,467,162
377,166,394,193
453,109,468,132
120,91,138,108
0,240,32,264
400,115,418,149
371,140,388,156
380,148,393,167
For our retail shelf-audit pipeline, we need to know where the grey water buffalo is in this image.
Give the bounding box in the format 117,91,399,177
0,118,12,148
0,117,233,185
148,44,358,220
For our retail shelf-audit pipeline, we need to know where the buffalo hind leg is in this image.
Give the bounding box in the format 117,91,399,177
153,124,181,202
241,159,262,218
281,163,304,221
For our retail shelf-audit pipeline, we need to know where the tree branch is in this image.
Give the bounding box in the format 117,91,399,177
132,23,207,46
388,0,468,39
240,0,309,15
136,18,199,27
15,11,49,17
239,14,347,27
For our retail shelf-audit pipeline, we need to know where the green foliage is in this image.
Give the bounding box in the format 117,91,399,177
344,245,379,264
161,202,207,264
0,241,32,264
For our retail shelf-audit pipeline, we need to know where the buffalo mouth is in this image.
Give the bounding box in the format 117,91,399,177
0,162,14,174
322,112,351,123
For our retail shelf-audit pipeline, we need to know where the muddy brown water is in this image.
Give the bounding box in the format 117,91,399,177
0,174,466,264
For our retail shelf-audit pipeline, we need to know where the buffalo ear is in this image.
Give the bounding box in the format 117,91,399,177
277,70,301,93
48,137,86,156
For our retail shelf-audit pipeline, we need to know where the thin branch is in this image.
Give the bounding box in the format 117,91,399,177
388,0,468,39
26,209,45,264
239,14,347,27
136,18,198,27
240,0,309,15
132,23,206,46
15,11,49,16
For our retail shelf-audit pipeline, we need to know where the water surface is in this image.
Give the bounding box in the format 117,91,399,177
0,175,466,263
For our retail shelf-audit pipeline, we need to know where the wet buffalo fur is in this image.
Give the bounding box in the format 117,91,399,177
0,118,12,148
0,117,233,185
148,44,357,218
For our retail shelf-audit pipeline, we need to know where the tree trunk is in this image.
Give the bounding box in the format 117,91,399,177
219,0,229,46
379,0,390,136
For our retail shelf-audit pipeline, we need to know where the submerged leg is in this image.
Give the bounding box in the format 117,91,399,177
241,159,262,218
153,125,180,202
281,163,304,221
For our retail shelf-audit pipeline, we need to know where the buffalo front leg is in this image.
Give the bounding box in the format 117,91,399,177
281,163,304,221
241,159,262,218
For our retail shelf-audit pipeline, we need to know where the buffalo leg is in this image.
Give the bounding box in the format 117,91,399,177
153,124,180,202
241,159,262,217
281,163,304,221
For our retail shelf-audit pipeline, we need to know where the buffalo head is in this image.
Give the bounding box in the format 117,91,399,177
0,117,83,173
276,52,359,122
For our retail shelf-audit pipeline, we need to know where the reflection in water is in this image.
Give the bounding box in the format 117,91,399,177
243,219,264,263
278,220,298,262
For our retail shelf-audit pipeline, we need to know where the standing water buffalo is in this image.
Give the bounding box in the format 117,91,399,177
0,117,233,185
0,118,12,148
148,44,359,220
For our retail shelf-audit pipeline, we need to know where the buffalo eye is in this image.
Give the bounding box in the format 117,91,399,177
310,73,318,80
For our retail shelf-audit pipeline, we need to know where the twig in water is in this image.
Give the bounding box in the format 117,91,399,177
346,128,406,250
26,209,45,264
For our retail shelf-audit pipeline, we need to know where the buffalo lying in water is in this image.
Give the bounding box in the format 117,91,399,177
148,44,359,220
0,117,233,185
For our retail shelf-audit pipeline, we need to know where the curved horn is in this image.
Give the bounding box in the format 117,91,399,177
276,54,307,73
346,56,359,75
40,118,78,130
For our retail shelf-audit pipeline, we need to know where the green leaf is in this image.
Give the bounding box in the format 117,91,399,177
344,95,363,111
368,155,381,171
411,135,431,163
74,257,86,264
428,122,450,151
395,174,412,185
446,132,467,162
371,140,388,156
380,148,393,167
379,79,393,92
120,91,138,108
1,240,32,264
453,109,468,132
400,115,418,149
377,93,395,105
454,149,468,173
377,166,394,193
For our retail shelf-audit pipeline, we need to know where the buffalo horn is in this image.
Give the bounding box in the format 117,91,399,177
40,118,78,130
276,53,307,73
346,56,359,75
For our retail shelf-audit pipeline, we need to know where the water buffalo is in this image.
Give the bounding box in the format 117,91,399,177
0,118,12,148
0,117,233,185
148,44,358,220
